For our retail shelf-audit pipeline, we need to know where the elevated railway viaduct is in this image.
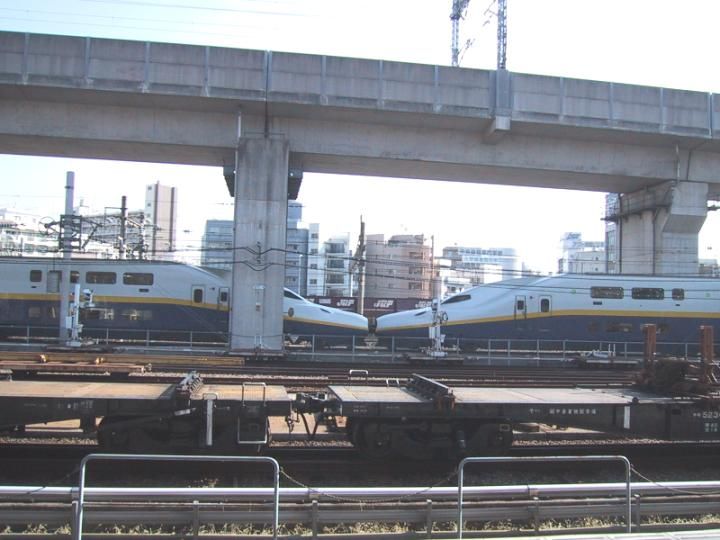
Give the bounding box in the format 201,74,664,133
1,31,719,350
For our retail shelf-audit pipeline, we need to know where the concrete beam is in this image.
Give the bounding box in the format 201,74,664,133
1,31,720,197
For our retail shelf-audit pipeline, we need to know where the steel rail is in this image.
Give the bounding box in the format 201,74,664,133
3,480,720,502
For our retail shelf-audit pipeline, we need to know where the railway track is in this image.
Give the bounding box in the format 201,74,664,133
0,351,638,388
1,439,719,490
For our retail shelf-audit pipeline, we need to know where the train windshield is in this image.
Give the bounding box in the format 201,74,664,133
284,290,304,301
442,294,471,305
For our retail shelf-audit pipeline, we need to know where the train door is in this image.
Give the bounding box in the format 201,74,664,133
537,295,552,334
218,287,229,310
513,295,527,321
47,271,60,293
191,285,205,305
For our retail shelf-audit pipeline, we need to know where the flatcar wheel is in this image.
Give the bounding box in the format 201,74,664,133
359,422,394,460
97,416,159,452
97,416,133,450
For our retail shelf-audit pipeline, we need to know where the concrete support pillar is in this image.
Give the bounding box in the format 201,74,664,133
617,181,707,275
229,137,289,352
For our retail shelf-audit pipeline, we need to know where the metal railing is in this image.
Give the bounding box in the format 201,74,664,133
457,455,632,538
75,453,280,540
3,479,720,537
0,323,709,361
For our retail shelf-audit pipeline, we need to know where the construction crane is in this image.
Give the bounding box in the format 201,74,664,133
450,0,507,69
496,0,507,69
450,0,471,67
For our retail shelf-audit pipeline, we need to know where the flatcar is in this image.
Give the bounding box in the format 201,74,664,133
0,256,368,342
375,274,720,346
1,372,719,458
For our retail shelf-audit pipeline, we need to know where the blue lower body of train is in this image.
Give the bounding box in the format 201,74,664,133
377,313,720,349
0,298,366,342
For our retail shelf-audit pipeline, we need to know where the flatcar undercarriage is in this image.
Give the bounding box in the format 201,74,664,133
347,418,513,460
1,358,720,459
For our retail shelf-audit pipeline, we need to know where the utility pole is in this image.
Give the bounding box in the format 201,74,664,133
430,234,437,299
450,0,471,67
119,195,127,260
58,171,74,344
353,217,367,315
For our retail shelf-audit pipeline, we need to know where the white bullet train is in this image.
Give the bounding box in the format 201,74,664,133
375,274,720,345
0,257,368,342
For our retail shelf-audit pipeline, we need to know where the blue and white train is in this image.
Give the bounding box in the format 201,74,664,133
0,257,368,341
375,274,720,345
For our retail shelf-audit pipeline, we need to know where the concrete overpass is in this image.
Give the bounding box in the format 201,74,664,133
1,31,719,350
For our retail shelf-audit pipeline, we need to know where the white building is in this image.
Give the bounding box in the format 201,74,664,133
323,233,353,297
441,246,521,283
0,208,116,259
0,208,56,256
432,257,472,298
306,223,325,296
558,232,606,274
145,182,177,260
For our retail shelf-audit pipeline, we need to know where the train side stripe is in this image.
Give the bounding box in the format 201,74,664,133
378,308,720,332
0,292,226,311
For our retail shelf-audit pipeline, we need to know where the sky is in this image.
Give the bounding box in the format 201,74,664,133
1,0,720,273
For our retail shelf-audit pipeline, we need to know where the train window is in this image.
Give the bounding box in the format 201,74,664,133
284,290,303,301
123,272,154,286
193,288,204,303
86,271,117,284
27,306,42,319
672,288,685,300
82,308,114,321
442,294,471,305
631,287,664,300
220,291,229,302
29,270,42,282
70,271,79,284
540,298,550,313
516,299,525,311
590,287,623,299
121,309,153,321
606,322,633,333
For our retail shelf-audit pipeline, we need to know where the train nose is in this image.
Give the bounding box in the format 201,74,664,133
341,310,369,333
375,309,429,334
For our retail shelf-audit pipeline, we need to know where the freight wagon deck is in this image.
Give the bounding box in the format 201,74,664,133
329,374,720,459
0,372,291,452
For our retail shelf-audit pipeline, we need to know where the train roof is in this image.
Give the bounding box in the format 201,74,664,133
0,256,227,279
470,273,720,289
0,255,189,266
